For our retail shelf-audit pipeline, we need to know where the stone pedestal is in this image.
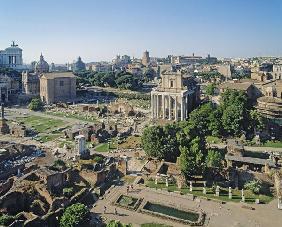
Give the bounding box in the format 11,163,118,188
241,195,245,202
228,187,232,199
241,189,245,202
189,181,193,192
215,186,220,197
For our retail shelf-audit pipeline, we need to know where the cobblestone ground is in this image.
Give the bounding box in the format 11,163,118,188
92,184,282,227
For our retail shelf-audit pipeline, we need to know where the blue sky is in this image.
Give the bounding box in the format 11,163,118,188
1,0,282,63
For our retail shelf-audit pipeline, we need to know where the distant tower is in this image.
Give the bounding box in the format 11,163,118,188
50,63,56,72
142,50,150,67
34,53,49,73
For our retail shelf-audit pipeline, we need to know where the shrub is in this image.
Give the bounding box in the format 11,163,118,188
60,203,89,227
63,187,74,198
0,214,15,226
244,180,262,194
28,97,44,111
107,220,132,227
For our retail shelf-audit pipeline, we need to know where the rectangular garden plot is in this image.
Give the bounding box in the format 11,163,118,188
140,201,205,226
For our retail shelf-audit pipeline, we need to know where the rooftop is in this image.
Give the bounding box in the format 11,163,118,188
219,81,253,91
40,72,76,79
225,154,276,167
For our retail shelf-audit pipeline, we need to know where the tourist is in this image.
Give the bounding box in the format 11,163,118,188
126,186,129,194
104,206,107,214
131,184,134,190
114,207,117,215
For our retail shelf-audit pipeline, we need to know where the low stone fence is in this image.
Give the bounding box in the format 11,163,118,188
146,187,195,201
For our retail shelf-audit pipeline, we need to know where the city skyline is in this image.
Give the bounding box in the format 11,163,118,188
1,0,282,63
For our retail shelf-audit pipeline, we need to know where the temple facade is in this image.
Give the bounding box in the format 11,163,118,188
151,71,199,121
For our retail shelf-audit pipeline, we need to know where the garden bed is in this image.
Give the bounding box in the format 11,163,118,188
140,201,205,226
114,194,142,211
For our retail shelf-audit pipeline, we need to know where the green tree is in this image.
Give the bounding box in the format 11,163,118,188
115,74,139,90
221,104,244,136
143,68,156,82
205,83,216,96
208,108,223,136
187,102,214,138
205,149,223,169
28,97,44,111
179,137,206,177
141,124,181,162
60,203,90,227
248,109,265,132
141,126,164,159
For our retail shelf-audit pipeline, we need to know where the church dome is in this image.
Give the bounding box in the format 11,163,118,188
35,53,49,73
73,56,86,72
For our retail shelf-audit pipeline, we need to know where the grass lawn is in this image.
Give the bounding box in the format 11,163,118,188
58,140,75,149
95,139,117,152
36,134,61,143
46,111,97,123
141,223,172,227
206,136,223,144
119,135,141,149
16,115,66,133
122,175,137,184
145,180,273,204
260,140,282,148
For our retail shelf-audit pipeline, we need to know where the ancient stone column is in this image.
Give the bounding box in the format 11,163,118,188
241,189,245,202
181,97,184,120
155,177,158,185
215,186,220,196
175,96,178,120
228,187,232,199
203,187,206,194
166,178,169,187
189,181,193,192
168,95,171,120
162,95,165,119
156,95,159,118
151,94,154,118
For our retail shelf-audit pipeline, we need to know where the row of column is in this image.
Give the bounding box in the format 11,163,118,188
151,93,190,121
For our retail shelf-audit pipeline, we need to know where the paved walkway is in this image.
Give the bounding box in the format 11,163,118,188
92,184,282,227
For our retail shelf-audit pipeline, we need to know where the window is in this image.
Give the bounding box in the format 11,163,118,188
170,80,174,88
60,81,64,86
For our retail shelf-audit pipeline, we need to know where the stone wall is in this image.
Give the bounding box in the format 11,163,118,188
0,178,13,196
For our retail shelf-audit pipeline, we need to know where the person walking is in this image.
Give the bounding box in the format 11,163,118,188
104,206,107,214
